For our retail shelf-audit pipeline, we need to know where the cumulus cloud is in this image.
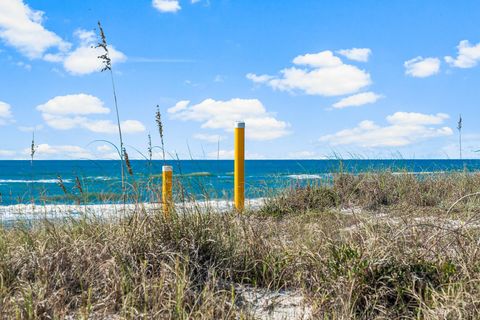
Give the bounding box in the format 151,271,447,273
61,29,127,75
445,40,480,68
337,48,371,62
37,94,145,134
0,101,13,124
167,100,190,113
319,112,453,147
193,133,225,143
0,2,126,75
37,93,109,115
0,0,70,58
247,50,372,96
404,57,441,77
292,51,343,67
168,98,290,141
332,92,382,109
152,0,181,12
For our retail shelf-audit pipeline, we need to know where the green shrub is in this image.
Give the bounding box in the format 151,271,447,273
260,185,339,216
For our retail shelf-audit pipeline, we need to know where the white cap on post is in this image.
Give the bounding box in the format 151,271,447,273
235,121,245,128
162,165,173,172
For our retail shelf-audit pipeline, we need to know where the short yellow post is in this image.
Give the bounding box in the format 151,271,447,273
234,121,245,211
162,165,173,217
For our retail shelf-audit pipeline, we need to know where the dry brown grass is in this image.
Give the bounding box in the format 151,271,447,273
2,172,480,319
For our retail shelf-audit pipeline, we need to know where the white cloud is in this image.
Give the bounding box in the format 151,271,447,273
26,144,93,159
247,50,371,96
37,94,110,115
18,143,124,160
292,51,343,67
18,124,43,132
193,133,225,143
74,29,96,44
40,115,145,133
332,92,382,109
337,48,371,62
208,149,234,159
0,101,13,124
287,151,317,159
0,0,70,59
152,0,181,12
207,149,266,160
319,112,453,147
386,112,449,125
0,2,126,75
445,40,480,69
16,61,31,70
81,119,146,134
246,73,274,83
61,29,127,75
96,144,112,152
0,149,16,157
37,94,145,134
168,98,290,141
404,57,441,77
168,100,190,113
442,133,480,159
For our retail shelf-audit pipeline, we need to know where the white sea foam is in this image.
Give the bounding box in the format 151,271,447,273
287,174,323,179
88,176,115,181
0,198,265,223
0,179,72,184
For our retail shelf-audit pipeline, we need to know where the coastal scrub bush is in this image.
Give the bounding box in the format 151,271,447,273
334,171,480,210
260,185,339,217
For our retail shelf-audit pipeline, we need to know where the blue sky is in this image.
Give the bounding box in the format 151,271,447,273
1,0,480,160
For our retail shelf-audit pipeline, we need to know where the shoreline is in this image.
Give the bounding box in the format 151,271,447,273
0,198,266,223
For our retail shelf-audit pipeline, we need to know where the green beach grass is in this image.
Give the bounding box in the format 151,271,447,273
2,172,480,319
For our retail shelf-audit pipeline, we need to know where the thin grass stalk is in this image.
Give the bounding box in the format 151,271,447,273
148,133,153,163
97,21,125,190
29,131,36,204
155,105,165,164
123,148,133,176
458,114,463,160
57,175,67,195
30,131,36,165
75,176,83,205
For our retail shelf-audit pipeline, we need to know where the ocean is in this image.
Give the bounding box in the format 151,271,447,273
0,159,479,206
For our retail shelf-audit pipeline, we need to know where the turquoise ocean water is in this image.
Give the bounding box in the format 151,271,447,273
0,160,479,206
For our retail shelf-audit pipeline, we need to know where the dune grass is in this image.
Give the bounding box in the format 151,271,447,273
1,172,480,319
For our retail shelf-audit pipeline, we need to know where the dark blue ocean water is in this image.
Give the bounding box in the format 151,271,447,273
0,160,479,206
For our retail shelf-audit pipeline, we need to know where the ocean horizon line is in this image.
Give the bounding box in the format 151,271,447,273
0,158,477,162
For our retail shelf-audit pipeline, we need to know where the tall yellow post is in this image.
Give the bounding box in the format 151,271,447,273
162,165,173,217
234,121,245,211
